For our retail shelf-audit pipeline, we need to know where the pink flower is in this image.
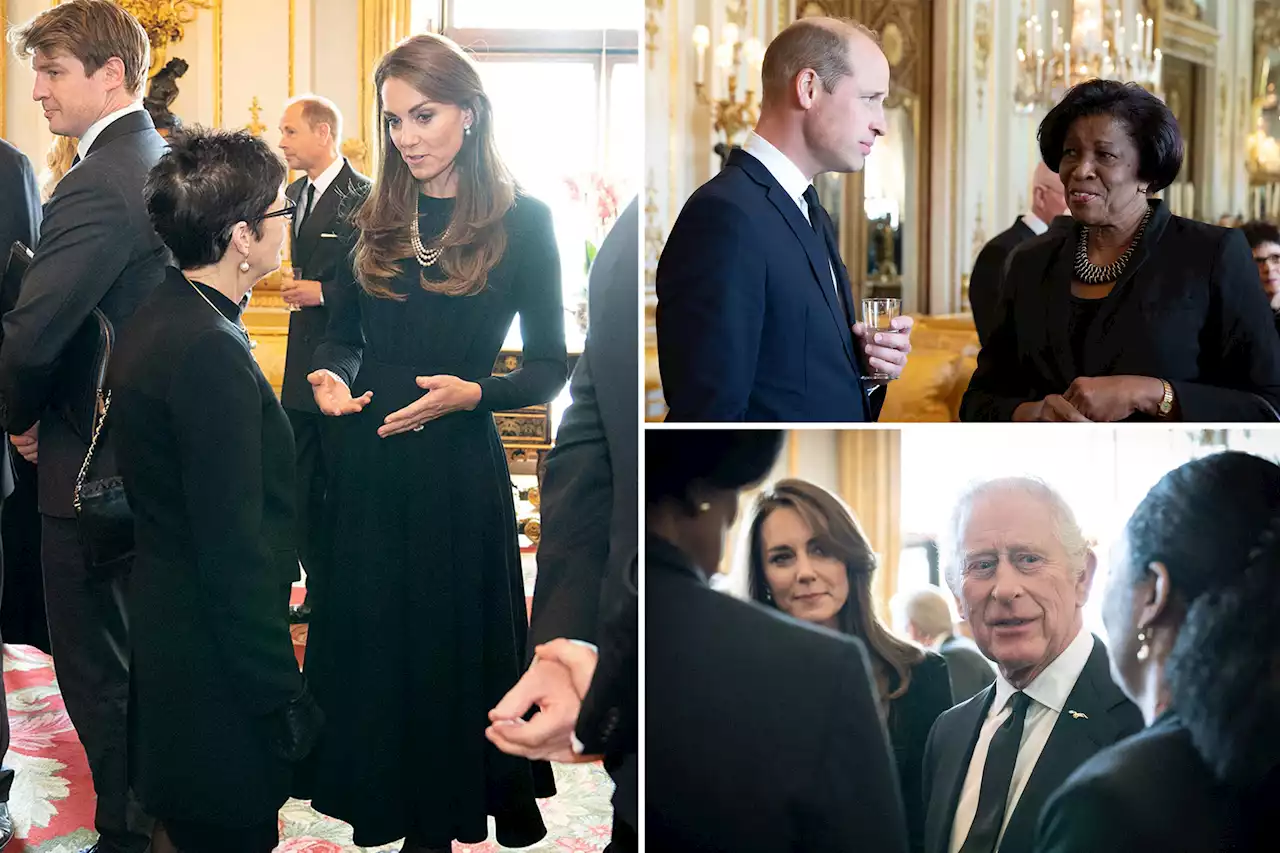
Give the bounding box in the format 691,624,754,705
555,838,601,852
273,839,345,853
564,176,582,202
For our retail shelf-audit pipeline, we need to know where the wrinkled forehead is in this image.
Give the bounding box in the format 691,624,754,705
961,490,1059,549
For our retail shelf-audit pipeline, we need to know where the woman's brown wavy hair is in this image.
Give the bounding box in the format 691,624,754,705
748,479,925,703
354,33,515,299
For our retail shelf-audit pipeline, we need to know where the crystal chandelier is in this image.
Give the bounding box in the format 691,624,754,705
1014,0,1162,113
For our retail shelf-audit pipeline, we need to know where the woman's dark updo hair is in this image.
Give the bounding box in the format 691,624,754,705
145,126,287,268
1038,79,1183,194
646,430,784,508
1121,451,1280,787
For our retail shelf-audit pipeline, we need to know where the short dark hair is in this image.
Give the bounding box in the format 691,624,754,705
1240,219,1280,250
761,18,879,105
646,430,783,506
145,127,286,269
9,0,150,96
1038,79,1183,194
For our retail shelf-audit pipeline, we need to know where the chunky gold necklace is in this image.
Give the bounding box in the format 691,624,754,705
410,209,452,268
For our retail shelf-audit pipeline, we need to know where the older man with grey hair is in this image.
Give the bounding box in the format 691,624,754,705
920,477,1141,853
894,585,994,704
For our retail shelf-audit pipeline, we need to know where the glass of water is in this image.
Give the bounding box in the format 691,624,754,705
860,297,901,382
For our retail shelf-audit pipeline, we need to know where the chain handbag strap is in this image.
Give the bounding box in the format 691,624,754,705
73,388,112,512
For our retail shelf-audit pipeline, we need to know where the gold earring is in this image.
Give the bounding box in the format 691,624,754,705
1136,629,1150,662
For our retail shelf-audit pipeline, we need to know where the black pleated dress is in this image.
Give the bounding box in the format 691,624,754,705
300,191,567,848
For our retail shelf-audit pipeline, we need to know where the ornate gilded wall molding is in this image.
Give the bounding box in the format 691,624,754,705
117,0,215,77
1,0,7,139
973,0,991,115
645,0,663,70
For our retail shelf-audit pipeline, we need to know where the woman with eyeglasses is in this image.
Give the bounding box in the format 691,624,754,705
1240,220,1280,337
108,127,321,853
297,33,567,851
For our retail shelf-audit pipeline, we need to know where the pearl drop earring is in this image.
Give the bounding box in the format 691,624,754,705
464,124,472,137
697,502,711,513
1136,629,1150,662
238,259,250,273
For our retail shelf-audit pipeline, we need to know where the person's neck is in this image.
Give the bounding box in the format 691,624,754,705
1000,623,1082,690
80,95,139,137
647,510,714,580
419,163,459,199
1089,199,1149,250
182,258,253,308
306,152,340,182
753,117,821,182
1136,654,1172,726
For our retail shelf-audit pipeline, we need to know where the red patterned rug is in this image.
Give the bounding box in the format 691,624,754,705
3,611,614,852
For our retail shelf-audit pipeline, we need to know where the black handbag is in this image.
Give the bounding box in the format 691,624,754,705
72,309,134,576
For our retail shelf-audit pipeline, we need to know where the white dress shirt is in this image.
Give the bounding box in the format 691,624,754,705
1020,212,1050,237
741,131,840,298
76,101,146,161
296,155,347,234
948,629,1095,853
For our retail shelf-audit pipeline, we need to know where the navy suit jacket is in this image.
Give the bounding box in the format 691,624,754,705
656,148,881,422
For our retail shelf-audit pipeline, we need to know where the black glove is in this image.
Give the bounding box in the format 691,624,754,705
268,686,325,762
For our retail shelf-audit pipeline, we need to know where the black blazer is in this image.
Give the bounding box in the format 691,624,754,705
647,535,908,853
281,160,371,412
1034,711,1272,853
0,139,41,501
922,636,1144,853
961,200,1280,422
528,200,639,830
889,651,955,853
0,110,171,517
970,217,1035,346
939,634,996,704
109,267,303,824
656,148,881,422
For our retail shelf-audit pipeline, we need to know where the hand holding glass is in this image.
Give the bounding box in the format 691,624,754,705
860,298,902,382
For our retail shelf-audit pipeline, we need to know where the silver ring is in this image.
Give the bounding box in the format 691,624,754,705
412,424,424,432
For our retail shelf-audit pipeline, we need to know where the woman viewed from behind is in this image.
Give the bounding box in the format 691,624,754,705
299,32,567,851
1034,451,1280,852
746,480,952,853
111,127,321,853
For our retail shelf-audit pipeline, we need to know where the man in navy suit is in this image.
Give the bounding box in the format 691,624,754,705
656,16,913,422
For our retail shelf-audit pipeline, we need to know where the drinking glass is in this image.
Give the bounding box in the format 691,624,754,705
860,297,901,382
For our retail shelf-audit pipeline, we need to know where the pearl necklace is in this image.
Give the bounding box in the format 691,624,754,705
410,207,452,268
1074,205,1152,285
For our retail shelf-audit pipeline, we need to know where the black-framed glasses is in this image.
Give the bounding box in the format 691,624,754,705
1254,253,1280,266
255,199,297,222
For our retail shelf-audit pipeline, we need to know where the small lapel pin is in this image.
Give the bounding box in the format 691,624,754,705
1068,710,1089,720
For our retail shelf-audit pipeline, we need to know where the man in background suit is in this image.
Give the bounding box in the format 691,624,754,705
922,478,1143,853
487,199,639,850
277,95,370,623
969,163,1068,346
656,17,913,421
0,3,170,850
895,584,995,704
0,135,41,852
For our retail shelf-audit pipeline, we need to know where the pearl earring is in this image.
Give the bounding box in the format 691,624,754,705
464,124,472,137
1136,629,1150,662
238,259,250,273
697,502,711,513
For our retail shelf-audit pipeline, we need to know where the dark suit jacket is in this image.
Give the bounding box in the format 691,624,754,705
970,217,1035,346
528,199,639,829
648,535,908,853
656,148,881,422
281,160,371,412
1034,711,1272,853
961,200,1280,422
939,634,996,704
890,651,955,853
0,139,42,502
109,266,302,824
0,110,170,517
922,636,1144,853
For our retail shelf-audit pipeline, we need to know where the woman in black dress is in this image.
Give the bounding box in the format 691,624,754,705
111,128,323,852
301,33,566,851
1034,452,1280,852
746,480,953,853
961,80,1280,422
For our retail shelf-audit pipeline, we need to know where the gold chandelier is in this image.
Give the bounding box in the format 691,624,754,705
690,1,763,145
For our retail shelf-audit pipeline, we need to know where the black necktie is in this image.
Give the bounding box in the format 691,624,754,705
297,182,316,234
959,692,1032,853
71,154,81,167
802,185,823,233
803,185,846,313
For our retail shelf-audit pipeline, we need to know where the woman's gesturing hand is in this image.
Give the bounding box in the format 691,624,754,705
308,370,373,416
377,374,482,438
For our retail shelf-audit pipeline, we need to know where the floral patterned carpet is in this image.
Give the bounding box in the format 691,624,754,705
2,570,615,852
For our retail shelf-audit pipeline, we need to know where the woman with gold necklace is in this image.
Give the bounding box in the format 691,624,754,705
300,33,566,852
963,79,1280,422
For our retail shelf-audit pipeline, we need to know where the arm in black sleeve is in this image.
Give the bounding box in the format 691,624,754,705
474,201,567,412
170,330,302,715
0,170,133,433
899,654,956,853
960,250,1038,421
1172,228,1280,421
311,242,365,388
1033,776,1134,853
574,553,637,760
0,146,41,262
656,196,765,421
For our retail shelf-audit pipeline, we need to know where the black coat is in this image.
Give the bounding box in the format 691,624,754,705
961,200,1280,422
0,138,41,501
970,217,1035,346
281,160,371,412
889,651,955,853
1034,711,1274,853
922,637,1144,853
647,535,908,853
110,267,303,826
0,110,170,516
656,148,882,422
939,634,996,704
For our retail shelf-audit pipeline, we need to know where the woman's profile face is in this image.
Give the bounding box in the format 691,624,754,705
759,506,850,631
247,191,289,278
1101,531,1147,706
381,75,470,187
1058,113,1147,227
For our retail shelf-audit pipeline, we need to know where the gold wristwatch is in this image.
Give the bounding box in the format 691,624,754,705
1157,380,1175,418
